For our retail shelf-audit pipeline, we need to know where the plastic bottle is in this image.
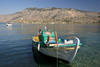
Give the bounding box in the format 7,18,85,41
64,40,67,44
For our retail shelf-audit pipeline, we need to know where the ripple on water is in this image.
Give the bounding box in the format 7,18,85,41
0,23,100,67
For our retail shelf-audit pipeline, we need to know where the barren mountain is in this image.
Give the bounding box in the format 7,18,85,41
0,7,100,24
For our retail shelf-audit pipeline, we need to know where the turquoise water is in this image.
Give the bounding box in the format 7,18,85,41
0,23,100,67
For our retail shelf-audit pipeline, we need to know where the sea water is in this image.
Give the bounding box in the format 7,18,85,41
0,23,100,67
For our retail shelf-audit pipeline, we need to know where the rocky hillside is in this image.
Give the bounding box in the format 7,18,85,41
0,7,100,24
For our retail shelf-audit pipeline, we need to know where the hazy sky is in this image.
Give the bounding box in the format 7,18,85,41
0,0,100,15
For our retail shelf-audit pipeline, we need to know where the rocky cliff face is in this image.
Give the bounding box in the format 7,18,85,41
0,7,100,24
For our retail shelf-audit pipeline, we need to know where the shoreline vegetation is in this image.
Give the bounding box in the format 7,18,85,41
13,19,100,24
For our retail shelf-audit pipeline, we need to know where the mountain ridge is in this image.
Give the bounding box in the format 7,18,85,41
0,7,100,24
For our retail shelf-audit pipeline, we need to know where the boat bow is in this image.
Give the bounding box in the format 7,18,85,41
68,37,79,62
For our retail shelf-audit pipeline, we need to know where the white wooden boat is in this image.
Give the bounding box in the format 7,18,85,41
7,23,12,26
32,30,82,63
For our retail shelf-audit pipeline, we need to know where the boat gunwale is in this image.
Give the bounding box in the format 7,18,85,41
32,36,82,48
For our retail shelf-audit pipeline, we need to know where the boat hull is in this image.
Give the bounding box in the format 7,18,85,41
32,38,79,63
7,23,12,26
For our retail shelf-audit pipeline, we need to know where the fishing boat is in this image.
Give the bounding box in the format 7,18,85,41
6,23,12,26
32,30,82,63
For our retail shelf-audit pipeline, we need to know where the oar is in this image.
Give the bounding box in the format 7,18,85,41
55,31,58,44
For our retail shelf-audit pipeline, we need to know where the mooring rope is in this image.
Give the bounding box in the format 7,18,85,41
56,43,58,67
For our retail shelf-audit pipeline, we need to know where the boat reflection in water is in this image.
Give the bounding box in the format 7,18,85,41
32,46,57,67
7,23,12,30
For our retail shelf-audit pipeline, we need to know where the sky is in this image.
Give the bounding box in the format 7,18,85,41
0,0,100,15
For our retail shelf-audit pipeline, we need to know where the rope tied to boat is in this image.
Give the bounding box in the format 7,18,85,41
56,42,59,67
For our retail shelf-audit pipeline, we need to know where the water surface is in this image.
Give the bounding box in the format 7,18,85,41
0,23,100,67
